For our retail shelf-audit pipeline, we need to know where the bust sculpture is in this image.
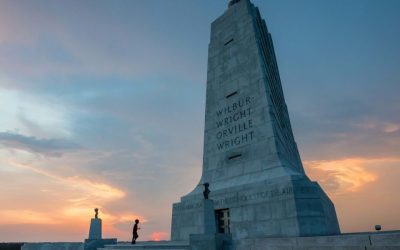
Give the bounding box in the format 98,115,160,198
228,0,241,7
203,183,210,200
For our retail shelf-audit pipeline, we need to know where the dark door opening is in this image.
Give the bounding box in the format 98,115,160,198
215,209,230,234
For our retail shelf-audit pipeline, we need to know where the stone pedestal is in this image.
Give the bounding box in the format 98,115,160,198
84,238,117,250
203,199,216,235
186,200,232,249
88,218,102,240
84,218,116,250
171,199,218,240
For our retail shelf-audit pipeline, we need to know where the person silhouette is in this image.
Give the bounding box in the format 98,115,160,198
131,219,140,244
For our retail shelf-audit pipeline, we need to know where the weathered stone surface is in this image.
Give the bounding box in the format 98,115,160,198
370,231,400,246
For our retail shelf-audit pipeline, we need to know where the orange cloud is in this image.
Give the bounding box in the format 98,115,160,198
6,157,125,202
382,123,400,133
353,120,400,133
64,176,125,201
0,150,151,241
304,157,400,194
0,153,128,228
0,210,59,225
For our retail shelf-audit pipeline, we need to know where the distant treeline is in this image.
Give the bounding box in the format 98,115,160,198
0,243,24,250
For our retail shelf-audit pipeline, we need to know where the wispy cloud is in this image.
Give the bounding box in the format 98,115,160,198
0,158,131,231
6,159,125,202
0,210,60,225
0,132,80,157
353,120,400,134
0,86,72,138
305,157,400,194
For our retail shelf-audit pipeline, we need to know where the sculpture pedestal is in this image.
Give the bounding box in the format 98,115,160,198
188,199,232,250
88,218,102,240
203,199,216,235
85,218,117,250
84,238,117,250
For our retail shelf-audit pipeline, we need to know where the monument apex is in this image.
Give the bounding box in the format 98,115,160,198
171,0,340,241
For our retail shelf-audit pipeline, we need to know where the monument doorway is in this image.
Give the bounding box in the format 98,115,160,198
215,209,230,234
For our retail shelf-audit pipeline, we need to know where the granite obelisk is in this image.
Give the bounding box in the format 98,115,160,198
171,0,340,241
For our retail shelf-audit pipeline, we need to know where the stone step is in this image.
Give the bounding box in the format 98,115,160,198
100,241,190,250
230,232,400,249
252,247,400,250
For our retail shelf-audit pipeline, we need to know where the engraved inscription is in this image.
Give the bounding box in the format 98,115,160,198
172,202,202,212
214,186,294,207
215,96,255,150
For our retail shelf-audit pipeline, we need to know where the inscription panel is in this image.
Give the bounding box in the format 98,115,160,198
214,96,256,151
213,186,294,208
172,202,203,213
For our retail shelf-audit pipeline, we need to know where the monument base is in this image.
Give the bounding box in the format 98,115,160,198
100,231,400,250
101,241,189,250
172,175,340,241
190,233,232,250
235,231,400,250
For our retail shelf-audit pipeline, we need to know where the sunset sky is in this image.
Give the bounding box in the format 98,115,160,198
0,0,399,242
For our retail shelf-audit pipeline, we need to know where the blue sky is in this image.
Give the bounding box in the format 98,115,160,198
0,0,399,242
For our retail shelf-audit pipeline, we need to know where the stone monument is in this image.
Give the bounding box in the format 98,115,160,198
99,1,400,249
93,1,400,249
85,208,117,250
88,208,102,240
171,0,340,242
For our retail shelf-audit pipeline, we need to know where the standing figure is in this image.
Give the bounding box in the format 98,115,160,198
94,208,99,219
131,219,140,244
